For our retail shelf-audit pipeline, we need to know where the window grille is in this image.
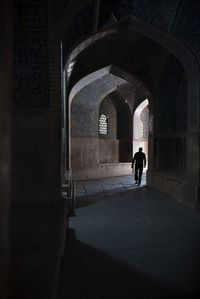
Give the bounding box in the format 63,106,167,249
99,114,108,135
139,120,144,138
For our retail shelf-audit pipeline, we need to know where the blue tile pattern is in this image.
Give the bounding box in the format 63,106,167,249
13,0,49,108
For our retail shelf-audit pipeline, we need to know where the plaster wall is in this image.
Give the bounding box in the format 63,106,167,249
71,136,120,168
148,133,198,207
71,137,133,180
99,139,119,163
73,162,132,181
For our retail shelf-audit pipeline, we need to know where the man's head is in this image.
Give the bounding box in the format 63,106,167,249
139,147,143,152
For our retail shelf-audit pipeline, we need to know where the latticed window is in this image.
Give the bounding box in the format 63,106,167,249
99,114,108,135
139,120,144,138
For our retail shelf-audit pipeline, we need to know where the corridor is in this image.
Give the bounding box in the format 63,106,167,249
58,176,200,299
2,2,200,298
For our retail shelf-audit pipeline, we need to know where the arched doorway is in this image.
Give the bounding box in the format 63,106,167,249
133,99,149,174
61,13,200,206
69,68,134,180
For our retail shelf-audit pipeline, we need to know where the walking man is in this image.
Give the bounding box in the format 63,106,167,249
131,147,146,186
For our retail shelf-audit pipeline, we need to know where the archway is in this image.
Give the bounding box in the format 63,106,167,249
133,99,149,175
62,14,200,206
66,65,150,165
69,69,135,180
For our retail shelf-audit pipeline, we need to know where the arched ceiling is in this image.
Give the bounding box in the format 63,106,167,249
72,73,127,110
66,21,165,96
70,61,152,138
69,65,151,118
62,0,200,130
71,73,129,137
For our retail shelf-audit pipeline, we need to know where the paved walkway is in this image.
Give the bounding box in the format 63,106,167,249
75,174,146,208
58,175,200,299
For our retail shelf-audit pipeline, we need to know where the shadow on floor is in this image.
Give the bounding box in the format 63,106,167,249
75,174,146,209
75,184,146,209
58,228,196,299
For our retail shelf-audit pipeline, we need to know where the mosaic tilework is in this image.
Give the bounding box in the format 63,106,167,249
62,1,95,59
13,0,49,108
157,55,185,134
174,1,200,54
99,0,179,25
57,0,68,16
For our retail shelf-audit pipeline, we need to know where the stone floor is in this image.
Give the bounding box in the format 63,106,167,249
58,175,200,299
75,174,146,208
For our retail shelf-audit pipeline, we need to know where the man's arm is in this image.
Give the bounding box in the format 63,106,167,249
131,154,136,168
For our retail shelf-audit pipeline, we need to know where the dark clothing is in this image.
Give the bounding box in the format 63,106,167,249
134,164,143,185
131,151,146,185
132,152,146,167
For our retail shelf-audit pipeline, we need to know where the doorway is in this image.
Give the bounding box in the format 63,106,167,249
133,99,149,177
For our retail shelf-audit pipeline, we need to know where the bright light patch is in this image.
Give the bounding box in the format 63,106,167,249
99,114,108,135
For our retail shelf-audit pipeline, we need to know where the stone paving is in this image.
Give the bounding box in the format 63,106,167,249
58,175,200,299
75,174,146,208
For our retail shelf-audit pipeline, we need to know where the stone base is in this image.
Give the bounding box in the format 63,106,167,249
147,170,199,208
73,163,134,180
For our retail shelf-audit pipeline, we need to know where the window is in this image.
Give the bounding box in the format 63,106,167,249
99,114,108,135
139,119,144,138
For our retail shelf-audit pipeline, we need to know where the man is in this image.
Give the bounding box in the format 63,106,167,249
131,147,146,186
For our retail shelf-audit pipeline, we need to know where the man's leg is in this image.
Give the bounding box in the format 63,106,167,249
138,167,143,186
135,165,139,183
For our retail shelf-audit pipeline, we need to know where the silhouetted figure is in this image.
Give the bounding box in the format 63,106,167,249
131,147,146,186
